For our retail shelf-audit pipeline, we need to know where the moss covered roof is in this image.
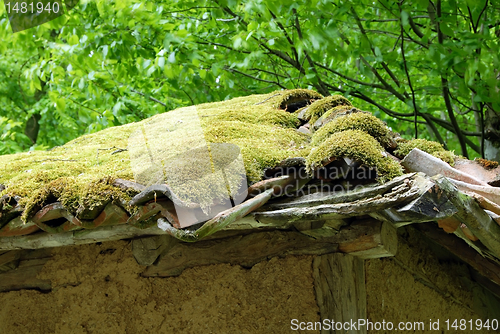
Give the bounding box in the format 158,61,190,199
0,89,458,236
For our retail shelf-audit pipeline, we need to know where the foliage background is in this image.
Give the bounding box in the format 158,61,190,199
0,0,499,159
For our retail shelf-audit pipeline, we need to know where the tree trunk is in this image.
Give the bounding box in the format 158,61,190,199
484,106,500,161
24,114,41,144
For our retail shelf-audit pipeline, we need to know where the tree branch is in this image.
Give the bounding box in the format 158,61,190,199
225,67,287,89
268,10,299,64
399,3,419,138
314,62,386,89
196,40,251,54
292,8,330,95
323,82,413,119
129,88,167,107
249,68,288,79
350,7,402,88
408,15,425,38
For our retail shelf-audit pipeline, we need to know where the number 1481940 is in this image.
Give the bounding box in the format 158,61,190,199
5,2,60,14
445,319,498,331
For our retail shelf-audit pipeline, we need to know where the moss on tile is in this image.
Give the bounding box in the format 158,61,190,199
321,105,355,120
1,88,456,222
0,90,310,220
304,95,352,124
272,88,323,110
475,158,499,169
313,105,356,127
394,138,455,166
312,112,395,149
306,130,403,182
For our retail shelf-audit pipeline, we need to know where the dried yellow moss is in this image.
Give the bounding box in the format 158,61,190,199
394,138,455,166
475,158,499,169
306,130,403,182
312,112,395,149
304,95,352,124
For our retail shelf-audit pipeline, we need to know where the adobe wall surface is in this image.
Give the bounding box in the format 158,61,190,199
0,241,319,334
2,225,500,334
366,226,500,334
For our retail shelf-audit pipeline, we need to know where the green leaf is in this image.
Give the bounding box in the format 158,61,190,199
401,11,409,26
439,23,454,37
102,45,109,58
158,57,165,69
78,78,85,90
55,98,66,112
233,37,243,49
68,35,79,45
168,52,176,63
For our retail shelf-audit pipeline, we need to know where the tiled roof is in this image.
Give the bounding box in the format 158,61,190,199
1,89,500,279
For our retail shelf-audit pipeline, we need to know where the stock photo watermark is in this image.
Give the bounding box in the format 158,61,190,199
127,105,381,229
128,106,248,228
291,318,500,332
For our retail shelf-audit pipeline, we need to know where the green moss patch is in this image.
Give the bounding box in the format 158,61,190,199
306,130,403,182
312,112,395,149
304,95,352,124
273,88,323,110
394,138,455,165
202,120,308,182
0,90,310,220
201,104,300,128
314,105,355,127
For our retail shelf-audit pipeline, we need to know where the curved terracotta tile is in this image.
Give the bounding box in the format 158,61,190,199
32,202,82,234
0,217,39,237
80,203,129,229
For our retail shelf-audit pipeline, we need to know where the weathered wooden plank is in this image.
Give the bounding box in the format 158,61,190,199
142,219,393,277
434,176,500,259
295,219,346,238
339,220,398,259
254,181,420,225
313,253,366,334
266,173,416,209
0,211,308,250
0,225,166,250
402,148,488,186
142,230,339,277
260,174,432,226
449,179,500,208
0,211,310,251
0,250,23,272
0,260,51,292
369,177,458,227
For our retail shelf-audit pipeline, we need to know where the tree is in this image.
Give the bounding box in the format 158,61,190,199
164,0,500,159
1,0,499,160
